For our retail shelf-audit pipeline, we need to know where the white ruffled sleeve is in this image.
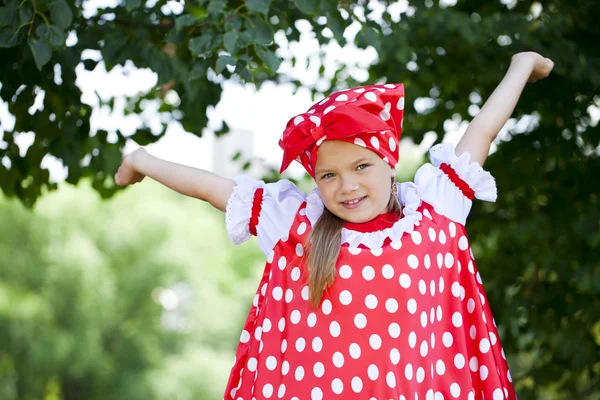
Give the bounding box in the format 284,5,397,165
414,143,497,225
225,175,306,255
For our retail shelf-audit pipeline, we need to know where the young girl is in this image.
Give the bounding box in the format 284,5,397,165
116,51,553,400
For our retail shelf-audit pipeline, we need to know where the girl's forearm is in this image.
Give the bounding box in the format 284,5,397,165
467,57,534,139
133,150,234,211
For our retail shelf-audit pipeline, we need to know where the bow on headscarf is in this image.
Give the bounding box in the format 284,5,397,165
278,84,405,178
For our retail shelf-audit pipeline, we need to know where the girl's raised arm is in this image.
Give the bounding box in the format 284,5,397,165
456,52,554,166
115,148,234,212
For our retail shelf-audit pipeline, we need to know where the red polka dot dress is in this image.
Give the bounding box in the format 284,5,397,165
224,144,515,400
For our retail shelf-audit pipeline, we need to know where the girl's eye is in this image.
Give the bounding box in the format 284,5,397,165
322,173,335,180
357,163,370,171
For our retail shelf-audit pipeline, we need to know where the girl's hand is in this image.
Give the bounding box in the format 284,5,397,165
511,52,554,82
115,148,147,186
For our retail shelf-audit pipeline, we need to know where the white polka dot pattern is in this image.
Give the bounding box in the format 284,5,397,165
224,202,516,400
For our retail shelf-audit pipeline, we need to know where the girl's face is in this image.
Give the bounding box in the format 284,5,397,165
314,140,395,223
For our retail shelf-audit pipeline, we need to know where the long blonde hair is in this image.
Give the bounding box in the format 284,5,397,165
305,178,401,309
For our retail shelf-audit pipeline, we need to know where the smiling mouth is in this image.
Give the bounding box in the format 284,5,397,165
341,196,367,206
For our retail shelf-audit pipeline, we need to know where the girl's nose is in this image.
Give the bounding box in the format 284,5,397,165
340,176,359,194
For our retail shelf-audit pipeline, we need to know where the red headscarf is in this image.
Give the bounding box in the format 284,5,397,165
279,83,405,178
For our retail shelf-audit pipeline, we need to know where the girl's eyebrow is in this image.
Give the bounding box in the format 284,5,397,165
315,157,374,175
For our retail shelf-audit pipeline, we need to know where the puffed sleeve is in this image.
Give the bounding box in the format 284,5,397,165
225,175,307,255
414,143,497,225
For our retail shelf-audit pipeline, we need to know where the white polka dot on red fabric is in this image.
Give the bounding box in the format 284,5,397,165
431,332,436,348
397,96,405,110
367,364,379,380
312,336,323,352
454,353,465,369
428,228,436,242
386,371,396,388
351,376,363,393
369,334,382,350
370,136,380,149
468,392,475,400
291,267,300,281
240,330,250,343
339,290,352,305
490,331,497,345
277,383,286,398
295,366,305,381
390,348,400,364
450,383,461,398
319,97,329,106
277,256,286,270
492,389,504,400
272,287,283,301
263,318,272,332
295,337,306,352
430,280,436,296
407,254,419,269
282,360,290,375
416,367,425,383
348,247,361,255
290,310,301,324
354,138,367,147
445,253,454,268
370,248,383,257
451,282,461,297
389,322,401,338
420,311,428,328
285,289,293,303
297,222,307,235
301,286,309,301
295,243,304,257
310,388,323,400
309,115,321,126
354,313,367,329
389,137,397,152
386,298,399,313
339,265,352,279
507,370,513,382
420,340,428,357
409,331,417,348
436,359,445,375
365,92,377,102
470,325,477,339
331,378,343,394
324,105,335,114
382,264,394,279
307,313,317,327
399,273,411,288
407,298,417,314
365,294,378,309
443,332,453,347
362,266,375,280
419,280,426,295
439,230,447,244
321,299,332,315
313,362,325,378
411,231,422,245
329,321,341,337
481,365,489,381
278,317,285,332
248,357,257,371
469,356,479,372
458,236,469,250
335,94,348,101
452,312,463,327
349,343,361,359
405,364,413,380
480,338,491,353
332,351,344,368
266,356,277,370
423,254,431,269
263,383,274,398
430,307,435,324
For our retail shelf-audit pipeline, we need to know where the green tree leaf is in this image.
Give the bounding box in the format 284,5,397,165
175,14,198,31
207,0,226,16
245,15,272,45
215,54,235,73
18,5,32,25
27,38,52,70
36,24,67,47
223,29,239,54
255,45,280,72
0,27,22,48
246,0,271,15
0,4,18,27
188,32,218,57
293,0,318,14
48,0,73,29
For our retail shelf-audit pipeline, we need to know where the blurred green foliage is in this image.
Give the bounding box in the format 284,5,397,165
0,180,266,399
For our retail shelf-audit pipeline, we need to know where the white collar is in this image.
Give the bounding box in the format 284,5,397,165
304,183,423,250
